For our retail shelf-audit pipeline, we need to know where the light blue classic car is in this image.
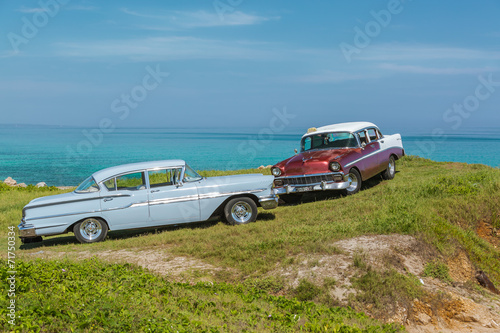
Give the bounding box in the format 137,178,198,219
18,160,278,243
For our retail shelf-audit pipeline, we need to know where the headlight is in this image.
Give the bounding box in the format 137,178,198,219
329,162,341,172
271,167,282,177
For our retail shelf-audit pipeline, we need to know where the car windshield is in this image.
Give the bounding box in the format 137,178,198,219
75,176,99,193
183,164,203,182
301,132,358,151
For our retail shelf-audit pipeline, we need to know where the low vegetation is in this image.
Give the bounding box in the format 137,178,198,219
1,156,499,331
0,258,402,332
422,261,452,284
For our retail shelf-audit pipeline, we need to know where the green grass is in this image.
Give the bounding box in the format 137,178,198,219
1,157,500,330
2,157,500,281
0,259,402,332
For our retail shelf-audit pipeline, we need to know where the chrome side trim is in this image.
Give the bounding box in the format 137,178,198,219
344,146,403,168
25,210,101,222
149,195,199,206
102,201,149,212
25,193,131,211
148,189,267,206
36,224,68,230
199,189,266,200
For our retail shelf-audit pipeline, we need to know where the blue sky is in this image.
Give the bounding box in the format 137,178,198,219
1,0,499,133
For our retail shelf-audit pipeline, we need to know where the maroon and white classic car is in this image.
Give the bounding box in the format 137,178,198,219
271,122,404,202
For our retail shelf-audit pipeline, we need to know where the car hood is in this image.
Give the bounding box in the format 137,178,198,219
277,149,354,176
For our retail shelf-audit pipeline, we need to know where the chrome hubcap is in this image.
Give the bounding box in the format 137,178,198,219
80,219,102,240
346,173,358,192
389,161,395,175
231,201,252,223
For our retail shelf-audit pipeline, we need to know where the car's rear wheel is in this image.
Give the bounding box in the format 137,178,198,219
381,156,396,180
224,197,258,225
279,194,303,204
342,169,362,196
74,218,108,243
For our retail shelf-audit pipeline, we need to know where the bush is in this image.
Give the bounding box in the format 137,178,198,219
294,279,322,301
423,261,452,283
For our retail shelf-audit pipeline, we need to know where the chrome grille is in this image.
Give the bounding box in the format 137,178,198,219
281,174,333,186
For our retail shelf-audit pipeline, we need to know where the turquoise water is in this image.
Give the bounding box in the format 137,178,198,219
1,126,499,186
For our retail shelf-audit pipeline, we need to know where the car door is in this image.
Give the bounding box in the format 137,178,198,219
374,128,391,172
147,167,200,225
357,129,381,179
100,171,150,230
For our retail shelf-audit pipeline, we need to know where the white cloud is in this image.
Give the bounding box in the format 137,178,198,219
358,44,500,61
17,4,97,13
17,6,48,13
0,50,19,59
65,5,98,11
294,71,381,83
121,8,277,28
54,37,277,61
379,63,499,75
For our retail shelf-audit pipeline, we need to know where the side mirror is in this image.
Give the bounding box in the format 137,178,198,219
176,181,183,187
294,149,298,154
361,143,366,149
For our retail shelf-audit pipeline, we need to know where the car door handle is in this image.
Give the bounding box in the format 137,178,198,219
151,190,160,193
103,198,113,202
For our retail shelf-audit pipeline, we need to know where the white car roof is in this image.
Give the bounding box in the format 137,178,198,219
302,122,377,137
92,159,186,183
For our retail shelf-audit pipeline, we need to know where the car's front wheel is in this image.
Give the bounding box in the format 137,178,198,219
74,218,108,243
224,197,258,225
381,156,396,180
342,169,362,196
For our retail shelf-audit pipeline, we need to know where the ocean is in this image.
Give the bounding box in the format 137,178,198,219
1,125,499,186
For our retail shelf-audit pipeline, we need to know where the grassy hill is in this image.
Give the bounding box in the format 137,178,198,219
1,156,499,331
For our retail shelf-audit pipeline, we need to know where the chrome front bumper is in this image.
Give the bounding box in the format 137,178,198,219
259,195,279,209
18,219,37,238
273,178,350,195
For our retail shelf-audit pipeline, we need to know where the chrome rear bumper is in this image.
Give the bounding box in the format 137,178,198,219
18,219,37,238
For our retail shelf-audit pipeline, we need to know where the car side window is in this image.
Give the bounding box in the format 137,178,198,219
303,137,312,151
103,178,116,191
75,177,100,193
149,168,182,188
367,128,378,141
357,131,368,145
116,172,146,191
376,129,383,138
